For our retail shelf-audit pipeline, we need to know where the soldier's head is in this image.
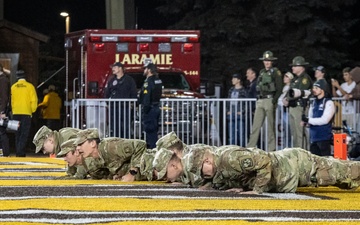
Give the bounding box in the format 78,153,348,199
184,146,216,180
289,56,309,76
33,126,55,154
57,139,82,166
74,128,101,158
156,131,184,156
153,148,183,182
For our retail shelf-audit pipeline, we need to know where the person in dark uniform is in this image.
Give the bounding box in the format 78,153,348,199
105,62,137,138
139,63,162,148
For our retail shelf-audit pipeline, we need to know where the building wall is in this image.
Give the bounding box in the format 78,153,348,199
0,28,40,85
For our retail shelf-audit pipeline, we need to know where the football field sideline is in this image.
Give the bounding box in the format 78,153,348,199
0,157,360,225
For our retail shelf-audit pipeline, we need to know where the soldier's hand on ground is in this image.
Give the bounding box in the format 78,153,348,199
113,174,121,180
170,182,184,186
225,188,244,193
121,173,136,182
239,190,259,195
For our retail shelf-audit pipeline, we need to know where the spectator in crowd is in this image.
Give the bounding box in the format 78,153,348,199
314,66,332,97
301,79,335,156
227,73,247,146
245,67,258,138
0,64,10,157
278,72,293,147
104,62,137,138
37,85,62,130
287,56,313,149
246,67,258,99
332,67,356,127
346,67,360,132
11,70,38,157
139,63,162,148
247,51,283,152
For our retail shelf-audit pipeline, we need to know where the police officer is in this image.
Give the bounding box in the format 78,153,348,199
139,63,162,148
105,62,137,138
287,56,313,148
247,51,283,151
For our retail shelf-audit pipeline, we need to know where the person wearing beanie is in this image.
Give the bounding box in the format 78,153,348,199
301,79,335,156
37,84,62,130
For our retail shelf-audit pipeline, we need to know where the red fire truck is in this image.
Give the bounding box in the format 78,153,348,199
64,29,205,133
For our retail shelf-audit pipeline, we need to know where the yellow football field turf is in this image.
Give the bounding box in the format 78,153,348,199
0,157,360,225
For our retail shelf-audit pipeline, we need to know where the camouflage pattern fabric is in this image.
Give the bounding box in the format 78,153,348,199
153,148,174,180
139,148,158,181
97,137,147,177
212,147,360,193
155,131,182,150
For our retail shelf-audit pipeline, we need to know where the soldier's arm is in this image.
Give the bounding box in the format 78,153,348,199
234,153,272,194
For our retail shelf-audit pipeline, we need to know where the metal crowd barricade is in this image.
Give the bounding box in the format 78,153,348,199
70,98,360,151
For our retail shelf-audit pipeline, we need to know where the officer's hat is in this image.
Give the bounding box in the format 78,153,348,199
259,51,278,61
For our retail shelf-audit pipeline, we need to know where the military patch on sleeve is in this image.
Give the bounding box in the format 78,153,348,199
240,157,254,170
277,70,282,76
302,78,308,85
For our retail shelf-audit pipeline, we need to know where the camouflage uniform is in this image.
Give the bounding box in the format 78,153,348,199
155,131,190,154
74,129,147,179
153,144,216,184
212,147,360,193
33,126,87,179
139,148,158,181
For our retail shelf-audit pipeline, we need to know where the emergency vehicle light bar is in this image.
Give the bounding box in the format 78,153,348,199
89,34,199,43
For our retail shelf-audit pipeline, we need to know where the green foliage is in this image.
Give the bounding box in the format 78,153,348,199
155,0,360,84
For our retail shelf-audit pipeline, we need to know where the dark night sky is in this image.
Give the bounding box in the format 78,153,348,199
3,0,165,35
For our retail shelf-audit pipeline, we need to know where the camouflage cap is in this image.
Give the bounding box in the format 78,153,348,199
57,139,76,157
156,131,181,150
140,148,157,181
183,147,208,175
33,126,53,153
152,148,174,180
74,128,99,145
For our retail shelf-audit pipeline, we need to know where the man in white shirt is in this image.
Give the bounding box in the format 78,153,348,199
332,67,356,128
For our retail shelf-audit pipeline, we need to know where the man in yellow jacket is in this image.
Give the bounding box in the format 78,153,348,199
11,70,38,157
38,84,62,130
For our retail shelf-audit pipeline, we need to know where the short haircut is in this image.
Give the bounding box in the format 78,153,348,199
343,67,351,73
